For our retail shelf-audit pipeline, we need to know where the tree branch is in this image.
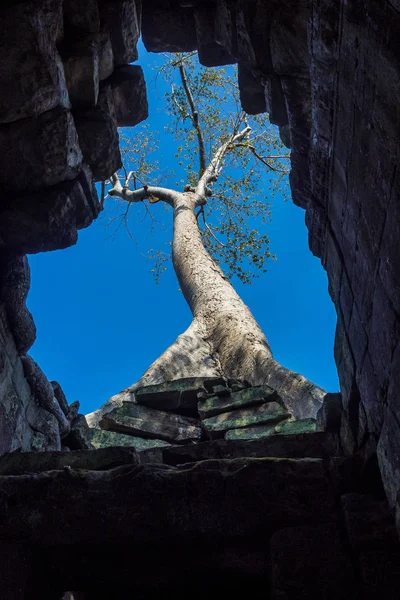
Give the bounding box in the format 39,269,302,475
195,126,251,199
178,62,206,179
233,143,290,174
108,173,177,206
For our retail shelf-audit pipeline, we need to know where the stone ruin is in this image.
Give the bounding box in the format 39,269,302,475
0,0,399,598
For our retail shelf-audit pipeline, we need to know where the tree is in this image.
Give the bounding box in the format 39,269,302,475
87,54,325,427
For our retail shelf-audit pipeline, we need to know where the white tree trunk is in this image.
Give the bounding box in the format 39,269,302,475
87,191,325,427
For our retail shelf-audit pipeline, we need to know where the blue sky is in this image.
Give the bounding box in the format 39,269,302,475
27,45,339,415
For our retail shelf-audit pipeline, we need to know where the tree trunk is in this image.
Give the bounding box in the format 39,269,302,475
87,192,325,426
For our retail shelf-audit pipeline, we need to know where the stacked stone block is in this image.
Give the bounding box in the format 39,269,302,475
0,0,148,453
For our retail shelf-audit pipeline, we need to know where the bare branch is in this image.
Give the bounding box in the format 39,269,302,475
178,62,206,178
108,172,178,206
195,126,251,199
232,143,290,174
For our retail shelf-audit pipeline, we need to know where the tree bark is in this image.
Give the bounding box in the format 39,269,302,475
87,191,325,427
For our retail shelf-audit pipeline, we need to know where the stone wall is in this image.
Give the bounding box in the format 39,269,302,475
137,0,400,529
0,0,147,451
0,0,399,530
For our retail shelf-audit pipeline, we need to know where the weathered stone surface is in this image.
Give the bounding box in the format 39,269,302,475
0,107,82,192
62,37,100,108
194,4,235,67
98,0,141,65
0,256,36,355
141,432,341,466
341,493,399,551
91,428,171,451
25,401,62,452
0,457,336,545
0,447,139,476
0,166,99,254
203,402,289,439
63,0,100,34
225,418,317,441
98,30,115,81
21,355,70,439
107,65,148,127
198,384,280,419
0,305,36,454
329,455,386,499
317,392,343,432
0,541,34,600
238,63,266,115
74,85,122,181
67,400,80,423
270,524,356,599
64,415,93,450
341,493,400,599
264,76,289,127
100,402,203,444
51,381,69,418
377,391,400,510
142,1,197,52
0,1,68,124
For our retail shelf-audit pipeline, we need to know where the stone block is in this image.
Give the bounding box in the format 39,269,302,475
1,256,36,355
367,281,396,388
0,107,82,192
194,5,235,67
100,402,203,444
356,352,384,440
67,400,80,423
64,414,93,450
322,231,343,305
63,0,100,34
0,166,99,254
0,1,68,124
0,447,139,476
142,1,197,52
136,377,227,416
22,355,70,440
238,63,266,115
0,457,336,546
202,402,289,439
377,407,400,508
270,524,356,599
51,381,69,418
25,402,62,452
62,36,101,108
264,76,289,126
0,541,34,600
341,493,400,599
198,384,280,420
107,65,148,127
74,85,122,181
341,493,398,550
91,428,171,451
159,431,341,466
98,0,141,65
225,418,317,441
269,1,310,77
279,124,291,148
316,392,342,432
379,179,400,315
98,30,115,81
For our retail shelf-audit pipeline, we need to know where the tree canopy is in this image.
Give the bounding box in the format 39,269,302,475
104,52,290,284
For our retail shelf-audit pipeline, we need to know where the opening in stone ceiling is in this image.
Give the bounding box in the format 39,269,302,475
27,41,338,420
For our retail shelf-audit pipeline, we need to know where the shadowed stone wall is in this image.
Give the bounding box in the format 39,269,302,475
0,0,147,451
0,0,399,527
